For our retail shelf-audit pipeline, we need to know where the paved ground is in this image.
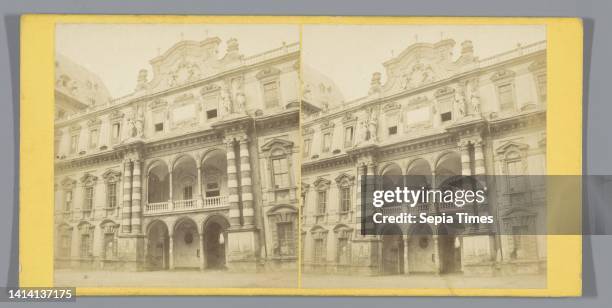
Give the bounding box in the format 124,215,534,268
301,273,547,289
54,269,298,288
56,270,546,289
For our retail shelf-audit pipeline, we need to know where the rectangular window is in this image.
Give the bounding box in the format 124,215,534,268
103,234,115,259
80,234,91,257
498,83,514,111
263,81,280,108
84,187,94,215
303,139,311,158
205,183,220,198
322,133,331,153
206,109,218,119
272,158,290,189
107,183,117,208
507,160,526,193
439,98,452,122
111,123,121,142
154,122,164,132
64,190,73,212
313,238,325,264
317,191,327,214
388,126,398,136
344,126,354,148
89,129,99,149
337,238,349,265
70,134,79,153
440,112,452,122
183,186,193,200
340,187,351,212
277,222,295,256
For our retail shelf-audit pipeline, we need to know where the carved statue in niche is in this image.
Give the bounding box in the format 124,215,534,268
220,83,233,116
469,79,481,115
135,105,145,137
455,86,467,117
235,92,246,113
367,107,379,142
357,119,369,144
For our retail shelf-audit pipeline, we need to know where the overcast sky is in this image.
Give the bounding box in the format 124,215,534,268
56,24,299,98
302,25,545,101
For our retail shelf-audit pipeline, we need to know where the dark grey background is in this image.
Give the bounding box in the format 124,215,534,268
1,0,610,307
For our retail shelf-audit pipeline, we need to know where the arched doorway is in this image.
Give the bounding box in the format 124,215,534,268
172,156,198,210
437,223,463,274
172,218,200,269
381,224,404,275
146,220,169,270
203,216,229,269
407,224,436,273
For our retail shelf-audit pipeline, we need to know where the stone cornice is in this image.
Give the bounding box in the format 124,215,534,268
55,50,299,128
303,49,546,128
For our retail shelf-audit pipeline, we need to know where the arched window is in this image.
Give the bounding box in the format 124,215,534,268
80,173,98,219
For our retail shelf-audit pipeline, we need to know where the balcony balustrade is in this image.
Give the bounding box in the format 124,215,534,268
144,195,229,215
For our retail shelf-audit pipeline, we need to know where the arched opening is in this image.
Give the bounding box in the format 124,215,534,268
407,224,436,273
200,150,228,207
406,158,433,189
437,223,464,274
147,160,169,203
381,224,404,275
203,215,229,269
173,155,198,209
146,220,169,270
172,218,200,269
434,152,462,188
380,163,403,207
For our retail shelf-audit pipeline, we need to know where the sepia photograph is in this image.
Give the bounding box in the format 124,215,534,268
300,24,548,289
53,24,301,288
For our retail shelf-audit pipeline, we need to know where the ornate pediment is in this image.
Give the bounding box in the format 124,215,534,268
496,140,529,155
320,120,334,131
102,169,122,183
60,177,77,190
147,37,222,92
335,173,355,186
490,69,516,82
86,117,101,127
382,39,459,94
434,86,455,98
342,112,357,124
256,66,281,80
302,127,315,136
261,138,294,152
313,177,332,190
69,124,82,133
80,173,98,186
149,98,168,110
382,102,401,113
200,83,221,95
109,109,124,121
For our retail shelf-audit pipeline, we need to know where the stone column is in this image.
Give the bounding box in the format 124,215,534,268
238,135,254,227
459,140,472,176
199,231,205,270
225,137,241,226
354,163,367,224
168,231,174,270
168,165,174,210
433,235,441,274
473,139,486,175
403,238,410,274
121,160,132,233
131,159,142,234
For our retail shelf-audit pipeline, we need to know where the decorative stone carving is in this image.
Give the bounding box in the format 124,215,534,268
235,92,246,113
167,60,202,87
220,83,233,116
87,118,101,128
369,72,382,95
135,69,148,91
102,169,122,183
80,173,98,186
490,69,516,82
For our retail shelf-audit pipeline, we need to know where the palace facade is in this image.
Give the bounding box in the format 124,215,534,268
301,39,547,276
54,37,300,272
